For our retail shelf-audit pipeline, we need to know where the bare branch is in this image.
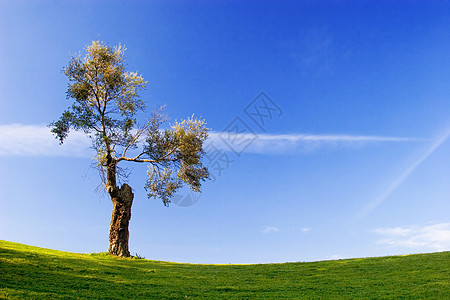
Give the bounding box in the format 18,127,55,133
121,117,154,158
117,156,156,163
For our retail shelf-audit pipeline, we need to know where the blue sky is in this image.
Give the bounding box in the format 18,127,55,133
1,0,450,263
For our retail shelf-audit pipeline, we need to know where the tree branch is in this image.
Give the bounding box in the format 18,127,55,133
117,146,176,164
117,156,156,163
121,118,154,158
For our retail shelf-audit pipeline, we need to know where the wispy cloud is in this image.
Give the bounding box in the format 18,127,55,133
359,128,450,216
0,124,421,158
261,226,279,234
0,124,91,157
301,227,312,233
209,132,420,154
374,222,450,252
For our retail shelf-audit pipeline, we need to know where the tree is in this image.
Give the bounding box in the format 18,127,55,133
50,41,209,257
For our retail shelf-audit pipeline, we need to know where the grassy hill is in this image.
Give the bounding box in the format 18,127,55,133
1,240,449,299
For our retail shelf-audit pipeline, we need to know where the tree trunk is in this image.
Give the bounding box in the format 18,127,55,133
108,183,134,257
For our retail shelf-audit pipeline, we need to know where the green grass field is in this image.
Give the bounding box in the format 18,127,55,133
1,240,449,299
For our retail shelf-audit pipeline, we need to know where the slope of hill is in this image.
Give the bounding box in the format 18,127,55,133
1,240,449,299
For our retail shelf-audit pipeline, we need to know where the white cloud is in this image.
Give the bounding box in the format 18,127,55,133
0,124,420,158
208,131,420,154
0,124,91,157
301,227,311,233
374,222,450,252
262,226,279,234
375,227,412,237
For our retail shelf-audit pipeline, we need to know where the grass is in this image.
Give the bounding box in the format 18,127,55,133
1,240,449,299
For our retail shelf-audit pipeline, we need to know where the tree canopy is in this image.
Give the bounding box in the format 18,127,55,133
51,40,209,205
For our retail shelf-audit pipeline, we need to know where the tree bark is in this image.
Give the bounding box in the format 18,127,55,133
108,183,134,257
106,156,134,257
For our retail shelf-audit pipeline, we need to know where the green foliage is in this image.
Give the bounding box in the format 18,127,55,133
50,41,209,204
132,253,146,260
51,41,145,145
1,240,449,299
144,116,209,205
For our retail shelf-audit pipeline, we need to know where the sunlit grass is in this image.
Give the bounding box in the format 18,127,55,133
1,240,449,299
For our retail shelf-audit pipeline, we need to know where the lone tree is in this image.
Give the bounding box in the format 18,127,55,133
50,41,209,257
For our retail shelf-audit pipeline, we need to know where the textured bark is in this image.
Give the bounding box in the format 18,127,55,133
108,183,134,257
